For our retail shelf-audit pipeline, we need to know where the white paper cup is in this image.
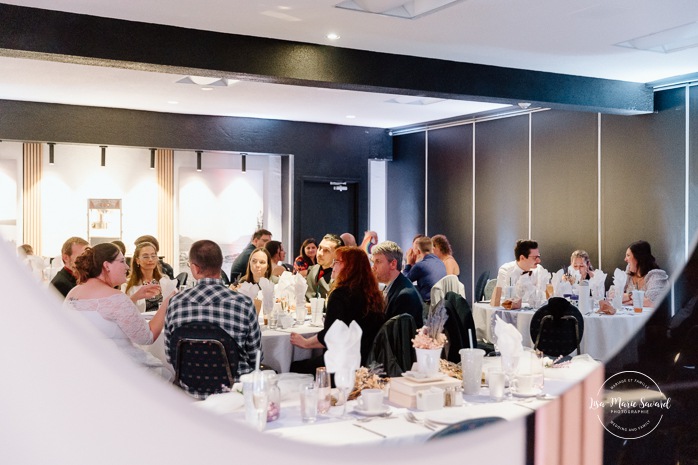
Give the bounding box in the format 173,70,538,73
488,369,505,401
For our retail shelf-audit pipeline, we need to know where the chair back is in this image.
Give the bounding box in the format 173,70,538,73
170,322,241,398
483,279,498,300
440,292,476,362
175,272,188,289
529,297,584,357
474,271,490,302
430,275,466,312
220,269,231,286
367,314,417,377
428,417,505,440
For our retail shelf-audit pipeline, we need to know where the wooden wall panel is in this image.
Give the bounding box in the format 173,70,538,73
22,143,42,255
156,149,174,267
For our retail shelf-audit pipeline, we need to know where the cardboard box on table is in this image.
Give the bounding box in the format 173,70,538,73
388,375,461,408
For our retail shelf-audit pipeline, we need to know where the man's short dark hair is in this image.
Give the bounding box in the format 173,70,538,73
515,240,538,260
265,240,282,258
372,241,403,271
189,240,223,274
251,229,272,241
322,234,344,248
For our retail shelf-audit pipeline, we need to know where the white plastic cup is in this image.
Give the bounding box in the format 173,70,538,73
460,348,485,395
632,290,645,313
488,369,505,401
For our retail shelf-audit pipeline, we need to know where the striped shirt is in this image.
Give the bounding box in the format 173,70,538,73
164,277,261,382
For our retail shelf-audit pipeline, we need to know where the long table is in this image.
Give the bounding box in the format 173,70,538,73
141,316,322,374
198,355,600,445
472,301,652,362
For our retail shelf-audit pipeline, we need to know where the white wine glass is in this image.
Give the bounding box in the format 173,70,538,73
315,367,332,415
500,353,520,399
334,367,355,419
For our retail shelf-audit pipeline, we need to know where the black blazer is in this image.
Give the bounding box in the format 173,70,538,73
386,273,424,328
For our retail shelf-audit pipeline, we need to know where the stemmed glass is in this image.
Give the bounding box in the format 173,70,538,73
315,367,332,415
500,353,520,399
334,367,356,419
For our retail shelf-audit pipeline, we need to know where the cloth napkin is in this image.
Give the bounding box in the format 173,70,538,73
159,276,178,298
612,268,627,309
196,391,245,414
550,269,565,296
494,315,523,358
323,320,362,373
292,273,308,309
236,281,259,300
259,277,275,315
588,269,607,301
275,271,295,302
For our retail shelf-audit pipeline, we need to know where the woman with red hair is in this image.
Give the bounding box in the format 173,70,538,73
290,246,385,373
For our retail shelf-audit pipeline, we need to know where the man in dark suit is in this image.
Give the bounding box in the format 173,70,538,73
372,241,424,328
229,229,272,283
50,236,88,298
305,233,343,302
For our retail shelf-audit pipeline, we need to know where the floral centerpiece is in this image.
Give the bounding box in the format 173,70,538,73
411,302,448,376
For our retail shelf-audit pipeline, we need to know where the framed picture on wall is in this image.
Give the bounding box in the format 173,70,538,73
87,198,122,246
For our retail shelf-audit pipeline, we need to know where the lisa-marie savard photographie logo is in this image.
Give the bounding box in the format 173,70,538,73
588,371,672,440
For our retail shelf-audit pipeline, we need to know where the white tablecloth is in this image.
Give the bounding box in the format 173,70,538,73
472,302,652,362
199,355,600,445
141,317,321,373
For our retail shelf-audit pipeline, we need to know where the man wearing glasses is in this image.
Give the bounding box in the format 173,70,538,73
496,239,543,289
305,233,344,302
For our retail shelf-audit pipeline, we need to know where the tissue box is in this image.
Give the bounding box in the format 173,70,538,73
388,376,461,408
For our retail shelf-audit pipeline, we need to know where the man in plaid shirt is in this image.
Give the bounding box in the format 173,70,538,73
165,240,261,383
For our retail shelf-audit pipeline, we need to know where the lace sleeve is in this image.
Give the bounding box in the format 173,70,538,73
98,293,154,345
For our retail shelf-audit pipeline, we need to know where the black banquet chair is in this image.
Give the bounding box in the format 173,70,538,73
169,322,241,398
175,272,188,289
368,313,417,377
529,297,584,358
474,271,490,303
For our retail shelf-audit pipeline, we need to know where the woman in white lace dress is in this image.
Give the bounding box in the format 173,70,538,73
63,242,173,380
623,240,669,307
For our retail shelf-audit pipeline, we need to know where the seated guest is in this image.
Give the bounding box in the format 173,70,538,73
293,237,318,277
229,229,272,283
623,240,668,307
569,249,594,281
236,247,278,288
63,243,173,380
125,241,164,312
371,241,424,327
305,234,344,301
134,235,174,280
403,236,447,304
111,240,126,255
265,240,293,276
17,243,45,279
290,246,386,372
496,239,543,289
50,236,88,297
165,240,261,390
432,234,460,276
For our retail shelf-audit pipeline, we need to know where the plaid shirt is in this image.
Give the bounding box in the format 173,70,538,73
164,277,261,383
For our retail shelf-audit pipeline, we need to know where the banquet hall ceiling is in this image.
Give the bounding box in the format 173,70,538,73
1,0,698,128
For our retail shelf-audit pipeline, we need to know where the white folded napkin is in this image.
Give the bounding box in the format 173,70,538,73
293,273,308,308
236,281,259,301
323,320,362,373
196,391,245,414
159,276,178,297
259,277,275,314
551,269,565,296
612,268,627,308
494,315,523,358
588,269,607,301
275,271,295,301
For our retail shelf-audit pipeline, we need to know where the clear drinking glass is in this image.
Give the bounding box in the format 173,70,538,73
300,383,319,423
500,353,520,399
315,367,332,414
334,367,355,419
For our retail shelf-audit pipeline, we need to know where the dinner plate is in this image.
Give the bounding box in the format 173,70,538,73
513,389,542,398
401,371,447,383
352,404,390,417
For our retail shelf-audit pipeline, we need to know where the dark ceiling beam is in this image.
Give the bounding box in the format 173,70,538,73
0,3,652,115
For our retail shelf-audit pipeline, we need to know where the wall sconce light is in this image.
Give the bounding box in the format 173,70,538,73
196,150,202,172
150,148,156,170
100,146,107,167
241,153,247,173
48,142,55,165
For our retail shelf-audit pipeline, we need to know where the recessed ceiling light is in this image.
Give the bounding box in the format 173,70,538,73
201,87,213,91
326,33,340,40
167,100,179,105
346,114,356,119
278,5,291,10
